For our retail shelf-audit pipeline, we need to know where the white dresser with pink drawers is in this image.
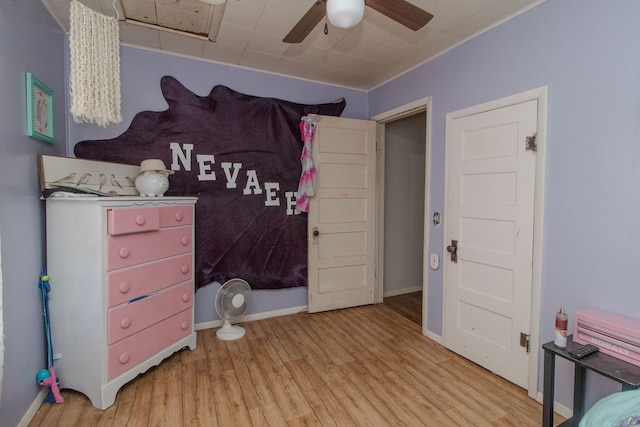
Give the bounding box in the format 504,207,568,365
45,196,198,409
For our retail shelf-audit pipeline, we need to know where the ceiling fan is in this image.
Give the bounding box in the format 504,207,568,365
283,0,434,43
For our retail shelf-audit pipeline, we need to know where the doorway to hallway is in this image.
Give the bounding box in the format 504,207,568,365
373,98,430,335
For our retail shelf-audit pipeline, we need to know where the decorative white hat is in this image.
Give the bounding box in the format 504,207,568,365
138,159,174,175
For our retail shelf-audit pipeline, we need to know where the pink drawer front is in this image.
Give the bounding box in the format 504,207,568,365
159,205,193,228
107,208,160,236
108,281,193,344
107,226,192,271
107,253,192,307
107,308,192,380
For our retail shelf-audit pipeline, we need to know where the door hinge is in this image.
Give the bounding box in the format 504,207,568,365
520,332,531,353
525,133,537,152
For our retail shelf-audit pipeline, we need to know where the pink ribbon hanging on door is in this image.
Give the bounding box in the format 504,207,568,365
295,114,319,213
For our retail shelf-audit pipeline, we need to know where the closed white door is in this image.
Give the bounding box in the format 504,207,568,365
307,115,377,313
443,99,538,388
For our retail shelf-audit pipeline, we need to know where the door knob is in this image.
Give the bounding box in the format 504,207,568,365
313,228,319,237
447,240,458,263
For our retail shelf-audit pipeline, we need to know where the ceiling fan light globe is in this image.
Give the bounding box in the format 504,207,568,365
196,0,226,5
326,0,365,29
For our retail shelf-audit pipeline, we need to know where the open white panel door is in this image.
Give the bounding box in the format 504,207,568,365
307,116,377,313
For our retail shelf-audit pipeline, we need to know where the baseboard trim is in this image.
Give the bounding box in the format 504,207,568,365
195,305,308,331
18,388,49,427
535,391,572,419
383,286,423,298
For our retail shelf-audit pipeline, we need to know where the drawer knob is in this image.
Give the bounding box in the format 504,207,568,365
120,317,132,329
119,282,131,293
119,247,130,258
181,321,189,330
119,352,131,364
181,265,189,274
181,237,189,246
182,293,190,302
175,212,183,222
135,215,146,226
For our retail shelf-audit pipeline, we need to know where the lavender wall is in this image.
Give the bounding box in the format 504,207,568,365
369,0,640,409
0,1,67,426
66,46,370,326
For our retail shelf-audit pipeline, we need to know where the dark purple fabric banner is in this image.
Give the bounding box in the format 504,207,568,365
75,76,345,290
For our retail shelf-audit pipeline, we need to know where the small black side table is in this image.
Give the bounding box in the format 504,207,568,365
543,335,640,426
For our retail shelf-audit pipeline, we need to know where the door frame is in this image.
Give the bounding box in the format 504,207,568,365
371,96,432,338
443,86,548,399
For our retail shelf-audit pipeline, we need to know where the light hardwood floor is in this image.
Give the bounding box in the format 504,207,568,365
29,303,562,426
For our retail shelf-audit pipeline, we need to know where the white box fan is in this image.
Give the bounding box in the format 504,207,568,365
215,278,252,340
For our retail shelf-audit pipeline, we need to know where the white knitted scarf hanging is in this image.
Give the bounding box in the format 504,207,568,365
69,0,122,128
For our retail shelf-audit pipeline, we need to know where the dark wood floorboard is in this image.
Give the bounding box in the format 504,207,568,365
383,291,422,325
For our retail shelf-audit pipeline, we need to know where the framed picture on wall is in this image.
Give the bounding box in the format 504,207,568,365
26,72,54,144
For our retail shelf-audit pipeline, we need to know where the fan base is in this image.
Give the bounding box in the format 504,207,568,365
216,324,246,341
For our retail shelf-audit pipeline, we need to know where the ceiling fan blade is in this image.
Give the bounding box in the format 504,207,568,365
283,1,326,43
366,0,433,31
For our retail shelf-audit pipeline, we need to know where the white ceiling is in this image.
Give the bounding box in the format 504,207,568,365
42,0,542,90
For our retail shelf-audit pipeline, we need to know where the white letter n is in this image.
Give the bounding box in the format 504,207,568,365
170,142,193,172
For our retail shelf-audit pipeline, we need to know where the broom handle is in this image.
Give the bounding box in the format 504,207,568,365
41,270,64,403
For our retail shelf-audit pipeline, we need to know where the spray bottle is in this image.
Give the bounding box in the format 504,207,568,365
554,307,568,349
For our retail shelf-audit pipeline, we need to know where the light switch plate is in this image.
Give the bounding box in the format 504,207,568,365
430,253,439,270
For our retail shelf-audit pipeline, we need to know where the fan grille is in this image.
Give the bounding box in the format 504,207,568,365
216,278,251,320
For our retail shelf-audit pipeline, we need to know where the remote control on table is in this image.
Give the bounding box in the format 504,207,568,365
569,344,599,359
